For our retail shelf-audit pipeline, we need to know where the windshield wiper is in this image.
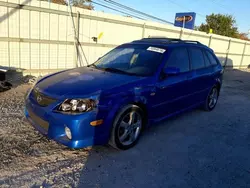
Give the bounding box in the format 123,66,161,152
89,66,141,76
102,67,132,75
87,64,97,68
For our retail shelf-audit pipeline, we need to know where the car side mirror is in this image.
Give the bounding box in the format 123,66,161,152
163,67,180,75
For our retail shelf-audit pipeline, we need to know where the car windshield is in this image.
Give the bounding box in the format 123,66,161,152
92,46,165,76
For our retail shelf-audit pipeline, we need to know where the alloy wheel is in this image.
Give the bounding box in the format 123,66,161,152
208,87,218,109
118,111,142,146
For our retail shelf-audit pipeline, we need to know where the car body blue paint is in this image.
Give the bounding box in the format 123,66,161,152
24,39,223,148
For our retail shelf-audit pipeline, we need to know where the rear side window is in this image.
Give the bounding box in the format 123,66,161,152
203,51,211,67
165,47,189,73
206,51,218,65
189,48,205,70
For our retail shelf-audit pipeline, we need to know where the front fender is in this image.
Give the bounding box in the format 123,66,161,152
97,83,155,144
103,87,149,126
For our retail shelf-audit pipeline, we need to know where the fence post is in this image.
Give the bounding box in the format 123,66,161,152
224,39,231,68
29,9,31,72
208,35,212,47
73,11,80,68
179,28,183,39
18,0,21,69
7,7,10,68
239,42,247,69
142,23,146,38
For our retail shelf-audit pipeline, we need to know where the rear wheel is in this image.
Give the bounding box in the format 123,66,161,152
109,105,144,150
203,86,219,111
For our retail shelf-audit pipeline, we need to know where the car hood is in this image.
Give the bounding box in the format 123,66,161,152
35,67,143,98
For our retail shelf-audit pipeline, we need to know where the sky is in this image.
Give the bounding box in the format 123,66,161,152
93,0,250,34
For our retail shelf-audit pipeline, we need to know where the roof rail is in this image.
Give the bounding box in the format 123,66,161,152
136,37,203,45
141,37,182,42
182,40,202,45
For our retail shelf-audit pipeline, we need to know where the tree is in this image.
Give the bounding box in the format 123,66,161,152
41,0,93,10
71,0,93,10
197,14,239,38
238,33,250,41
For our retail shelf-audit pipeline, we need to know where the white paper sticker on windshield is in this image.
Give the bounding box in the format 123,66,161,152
147,46,166,53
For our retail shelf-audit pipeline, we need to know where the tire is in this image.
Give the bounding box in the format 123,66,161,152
203,86,219,111
109,104,144,150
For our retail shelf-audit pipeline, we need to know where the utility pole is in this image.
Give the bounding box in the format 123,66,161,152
67,0,79,68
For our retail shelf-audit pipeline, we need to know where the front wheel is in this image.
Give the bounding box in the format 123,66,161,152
203,86,219,111
109,105,144,150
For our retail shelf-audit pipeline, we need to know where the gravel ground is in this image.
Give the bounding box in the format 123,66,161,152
1,69,250,188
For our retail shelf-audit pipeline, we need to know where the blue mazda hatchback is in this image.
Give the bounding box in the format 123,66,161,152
25,38,223,150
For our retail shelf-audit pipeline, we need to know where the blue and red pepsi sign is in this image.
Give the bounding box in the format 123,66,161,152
174,12,196,30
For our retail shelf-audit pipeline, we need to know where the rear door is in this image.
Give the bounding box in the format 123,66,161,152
188,47,213,104
205,50,224,86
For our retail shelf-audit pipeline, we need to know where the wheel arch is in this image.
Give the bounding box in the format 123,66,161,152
133,101,148,127
215,80,222,95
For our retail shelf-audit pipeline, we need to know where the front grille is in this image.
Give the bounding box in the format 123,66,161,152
28,108,49,131
32,89,56,107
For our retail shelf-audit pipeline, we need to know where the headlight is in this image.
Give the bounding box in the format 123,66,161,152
57,99,97,114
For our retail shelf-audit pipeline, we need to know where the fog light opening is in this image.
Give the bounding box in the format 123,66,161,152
65,126,72,140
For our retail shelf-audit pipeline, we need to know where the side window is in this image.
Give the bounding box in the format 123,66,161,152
206,51,218,65
189,48,206,70
165,48,189,73
203,51,211,67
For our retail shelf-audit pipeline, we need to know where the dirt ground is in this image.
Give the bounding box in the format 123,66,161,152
1,69,250,188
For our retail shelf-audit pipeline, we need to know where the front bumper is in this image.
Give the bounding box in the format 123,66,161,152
24,98,111,149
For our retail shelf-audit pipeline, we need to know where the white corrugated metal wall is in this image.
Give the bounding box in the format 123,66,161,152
0,0,250,76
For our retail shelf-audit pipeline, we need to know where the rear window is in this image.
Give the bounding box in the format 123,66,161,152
206,51,218,65
189,48,206,70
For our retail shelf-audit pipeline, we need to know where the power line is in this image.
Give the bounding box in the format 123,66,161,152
165,0,206,18
95,0,152,20
95,0,150,19
102,0,173,24
210,0,234,13
91,1,146,20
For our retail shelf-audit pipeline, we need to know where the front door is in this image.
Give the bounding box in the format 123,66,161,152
153,47,192,119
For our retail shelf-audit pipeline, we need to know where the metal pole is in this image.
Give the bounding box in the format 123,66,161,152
224,39,231,68
182,16,185,28
29,9,31,72
67,0,79,68
208,35,212,47
7,7,10,68
39,0,41,75
239,42,247,69
179,16,186,39
57,13,60,69
18,0,21,69
48,3,51,70
179,28,183,39
76,12,80,43
142,23,145,38
74,11,80,67
65,15,68,68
